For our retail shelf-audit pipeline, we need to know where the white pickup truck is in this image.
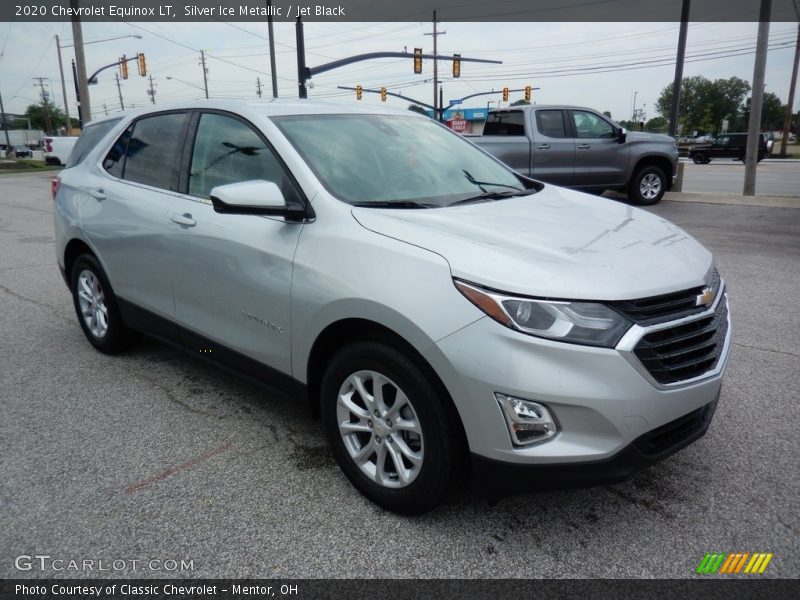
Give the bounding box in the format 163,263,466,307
43,136,79,166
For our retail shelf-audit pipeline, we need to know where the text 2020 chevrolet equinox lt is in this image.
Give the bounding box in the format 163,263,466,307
53,100,731,514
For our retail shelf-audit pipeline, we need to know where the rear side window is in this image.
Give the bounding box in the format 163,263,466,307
66,118,122,168
103,112,188,190
535,110,567,138
483,111,526,136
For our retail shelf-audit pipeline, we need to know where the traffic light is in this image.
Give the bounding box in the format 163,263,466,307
119,56,128,79
524,85,531,102
380,87,387,102
137,53,147,77
413,48,422,74
452,53,461,78
356,84,363,100
502,87,509,102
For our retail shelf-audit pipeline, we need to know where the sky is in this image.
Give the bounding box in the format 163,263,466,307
0,18,798,128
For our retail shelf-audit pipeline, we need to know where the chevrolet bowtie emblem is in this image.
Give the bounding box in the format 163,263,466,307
696,288,715,307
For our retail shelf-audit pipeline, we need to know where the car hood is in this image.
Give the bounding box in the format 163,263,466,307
626,131,676,144
352,186,712,300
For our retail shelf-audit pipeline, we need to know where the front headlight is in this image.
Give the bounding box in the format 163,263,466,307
454,279,631,348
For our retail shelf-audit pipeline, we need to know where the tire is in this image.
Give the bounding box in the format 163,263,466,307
70,254,137,354
628,165,667,206
692,154,706,165
321,341,466,515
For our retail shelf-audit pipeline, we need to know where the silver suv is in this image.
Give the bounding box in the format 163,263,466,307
54,100,730,514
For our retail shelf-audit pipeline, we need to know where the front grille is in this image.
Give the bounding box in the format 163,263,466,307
633,296,728,385
610,269,721,325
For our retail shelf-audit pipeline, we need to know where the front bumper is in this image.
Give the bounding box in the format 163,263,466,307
470,395,718,501
427,294,730,471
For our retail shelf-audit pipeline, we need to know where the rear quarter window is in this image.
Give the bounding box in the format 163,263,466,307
483,111,526,136
66,118,122,168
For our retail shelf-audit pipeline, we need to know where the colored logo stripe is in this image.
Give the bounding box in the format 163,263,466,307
697,552,773,575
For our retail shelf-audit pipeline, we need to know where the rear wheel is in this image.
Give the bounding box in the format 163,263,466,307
321,341,466,514
692,154,706,165
628,165,667,205
70,254,137,353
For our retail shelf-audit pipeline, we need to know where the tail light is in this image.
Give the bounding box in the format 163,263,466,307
45,138,53,153
51,177,61,201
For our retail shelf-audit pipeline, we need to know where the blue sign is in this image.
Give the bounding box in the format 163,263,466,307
449,99,462,105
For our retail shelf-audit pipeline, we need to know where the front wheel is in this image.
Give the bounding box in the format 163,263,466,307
692,154,706,165
628,165,667,205
321,341,466,515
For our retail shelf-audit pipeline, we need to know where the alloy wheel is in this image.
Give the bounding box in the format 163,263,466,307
77,270,108,339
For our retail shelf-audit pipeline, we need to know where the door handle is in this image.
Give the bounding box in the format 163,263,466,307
170,213,196,227
577,144,591,150
536,144,551,150
88,188,105,200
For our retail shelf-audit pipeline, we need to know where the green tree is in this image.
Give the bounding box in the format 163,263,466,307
24,102,71,134
510,99,531,106
656,76,751,135
645,116,668,132
407,104,428,115
740,92,786,131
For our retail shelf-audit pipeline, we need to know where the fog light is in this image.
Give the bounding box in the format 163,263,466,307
495,393,557,446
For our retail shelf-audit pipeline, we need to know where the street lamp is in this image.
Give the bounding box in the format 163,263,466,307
55,33,143,131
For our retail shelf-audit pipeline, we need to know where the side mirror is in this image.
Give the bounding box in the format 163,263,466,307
209,180,304,220
617,127,627,144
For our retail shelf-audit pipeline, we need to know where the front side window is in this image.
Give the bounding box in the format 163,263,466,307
273,114,531,207
571,111,616,139
188,113,301,206
103,112,188,190
716,136,731,146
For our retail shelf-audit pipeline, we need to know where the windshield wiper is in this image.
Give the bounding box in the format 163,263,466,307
463,169,524,193
352,200,432,209
448,189,533,207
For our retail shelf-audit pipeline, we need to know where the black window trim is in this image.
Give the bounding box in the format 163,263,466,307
181,108,313,218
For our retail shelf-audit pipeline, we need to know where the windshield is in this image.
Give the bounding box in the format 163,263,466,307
272,114,534,207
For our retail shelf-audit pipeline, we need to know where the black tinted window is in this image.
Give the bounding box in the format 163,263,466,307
188,113,302,206
103,124,133,179
67,118,122,168
483,111,526,136
536,110,566,138
122,113,187,190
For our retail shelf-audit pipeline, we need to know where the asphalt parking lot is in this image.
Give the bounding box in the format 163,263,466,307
679,159,800,197
1,171,798,579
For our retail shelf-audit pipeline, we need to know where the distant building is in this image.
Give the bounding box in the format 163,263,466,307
424,108,489,135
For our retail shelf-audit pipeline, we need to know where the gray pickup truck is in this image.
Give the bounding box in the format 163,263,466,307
470,105,679,205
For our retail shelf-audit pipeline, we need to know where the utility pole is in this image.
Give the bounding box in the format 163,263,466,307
103,103,108,115
669,0,691,138
55,35,72,133
0,89,11,149
256,77,263,98
115,73,125,111
33,77,53,133
296,18,308,98
267,0,278,97
70,0,91,124
780,23,799,157
200,50,209,99
424,10,446,119
147,75,157,105
743,0,772,196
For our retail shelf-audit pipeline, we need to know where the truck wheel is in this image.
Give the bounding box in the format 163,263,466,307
692,154,706,164
628,165,666,205
70,254,138,354
321,341,466,515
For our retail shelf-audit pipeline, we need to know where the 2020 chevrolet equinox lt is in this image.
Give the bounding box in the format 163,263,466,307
53,100,730,514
